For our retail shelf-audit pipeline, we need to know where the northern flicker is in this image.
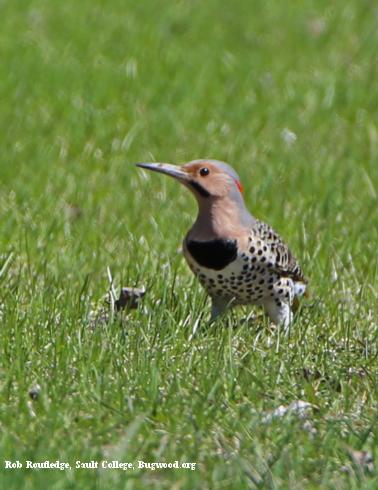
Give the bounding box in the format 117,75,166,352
137,160,307,327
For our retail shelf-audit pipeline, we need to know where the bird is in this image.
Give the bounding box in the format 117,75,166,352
136,159,307,328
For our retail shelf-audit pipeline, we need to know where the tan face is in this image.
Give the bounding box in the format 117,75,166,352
180,162,234,198
136,160,243,200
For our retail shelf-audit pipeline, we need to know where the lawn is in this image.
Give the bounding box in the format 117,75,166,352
0,0,377,488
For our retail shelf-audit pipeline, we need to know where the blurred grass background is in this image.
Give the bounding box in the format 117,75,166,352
0,0,377,488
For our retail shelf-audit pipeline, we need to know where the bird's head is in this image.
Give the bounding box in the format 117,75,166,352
136,159,244,204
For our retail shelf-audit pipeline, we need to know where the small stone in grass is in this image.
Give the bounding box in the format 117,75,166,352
65,203,83,221
115,287,146,311
348,448,374,473
28,384,41,401
263,400,315,423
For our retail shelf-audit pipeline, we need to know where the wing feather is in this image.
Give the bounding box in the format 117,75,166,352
251,220,307,283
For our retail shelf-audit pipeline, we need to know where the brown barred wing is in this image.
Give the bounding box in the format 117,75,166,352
252,220,307,283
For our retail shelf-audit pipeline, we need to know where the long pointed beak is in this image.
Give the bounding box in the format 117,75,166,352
136,162,189,181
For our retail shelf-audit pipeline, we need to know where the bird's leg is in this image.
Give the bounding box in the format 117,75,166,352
210,298,230,322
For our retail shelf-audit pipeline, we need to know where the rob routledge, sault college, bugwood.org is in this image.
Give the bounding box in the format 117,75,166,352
4,460,197,471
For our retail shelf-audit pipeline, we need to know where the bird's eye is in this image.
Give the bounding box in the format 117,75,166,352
199,167,210,177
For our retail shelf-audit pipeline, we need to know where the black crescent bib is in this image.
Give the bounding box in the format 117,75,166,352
187,239,238,270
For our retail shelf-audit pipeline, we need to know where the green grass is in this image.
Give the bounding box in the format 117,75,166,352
0,0,377,488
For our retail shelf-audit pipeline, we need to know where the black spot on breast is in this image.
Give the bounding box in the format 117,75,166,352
187,239,238,270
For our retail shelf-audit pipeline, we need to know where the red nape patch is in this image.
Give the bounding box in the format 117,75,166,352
235,179,243,193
